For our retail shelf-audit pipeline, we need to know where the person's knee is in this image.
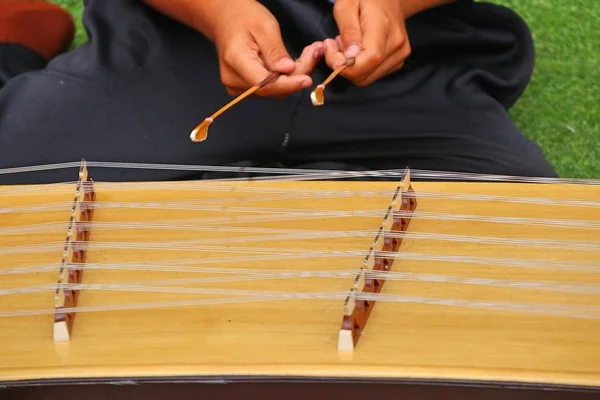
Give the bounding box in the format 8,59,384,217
488,142,558,178
501,159,557,178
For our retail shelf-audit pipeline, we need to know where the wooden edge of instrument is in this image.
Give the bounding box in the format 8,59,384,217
3,371,600,393
53,159,96,342
338,168,417,351
3,360,600,390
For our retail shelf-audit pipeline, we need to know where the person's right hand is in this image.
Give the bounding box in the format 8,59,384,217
201,0,324,98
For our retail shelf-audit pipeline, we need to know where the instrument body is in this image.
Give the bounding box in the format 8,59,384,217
1,173,599,394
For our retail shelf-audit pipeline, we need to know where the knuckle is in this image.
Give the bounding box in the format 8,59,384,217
219,71,245,93
403,41,412,57
393,36,406,51
221,47,237,66
258,19,280,34
218,66,237,88
391,61,404,74
367,50,384,66
398,32,408,46
396,34,409,52
332,4,344,19
219,70,233,87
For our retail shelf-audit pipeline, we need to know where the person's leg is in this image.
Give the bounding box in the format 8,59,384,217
273,0,557,177
0,0,301,185
0,0,73,88
0,44,46,87
0,0,556,185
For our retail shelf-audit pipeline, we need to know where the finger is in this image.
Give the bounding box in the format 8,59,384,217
220,43,268,92
224,34,311,97
333,0,362,58
358,41,411,86
223,59,311,97
355,53,403,87
252,19,296,74
256,42,323,97
323,38,347,70
293,41,324,76
229,69,312,97
256,70,312,97
342,6,389,82
228,42,323,93
336,35,344,50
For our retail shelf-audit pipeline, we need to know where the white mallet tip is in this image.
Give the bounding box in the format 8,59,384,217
310,89,324,106
190,118,213,142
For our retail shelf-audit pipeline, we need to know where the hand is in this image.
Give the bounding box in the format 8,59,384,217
326,0,411,87
204,0,324,97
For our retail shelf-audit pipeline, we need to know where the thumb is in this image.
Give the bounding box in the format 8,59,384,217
333,0,362,58
254,20,295,73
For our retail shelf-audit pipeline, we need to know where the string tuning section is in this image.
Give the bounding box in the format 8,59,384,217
337,168,417,352
53,159,96,342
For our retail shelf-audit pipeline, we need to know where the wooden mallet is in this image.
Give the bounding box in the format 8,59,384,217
190,71,281,143
310,58,355,106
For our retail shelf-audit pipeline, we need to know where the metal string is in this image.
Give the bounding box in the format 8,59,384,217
1,161,599,324
2,292,600,320
0,161,599,184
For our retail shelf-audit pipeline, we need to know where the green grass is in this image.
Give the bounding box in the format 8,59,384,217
50,0,599,178
487,0,600,179
52,0,86,48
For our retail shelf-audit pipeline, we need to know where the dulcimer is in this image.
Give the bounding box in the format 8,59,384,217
1,160,599,399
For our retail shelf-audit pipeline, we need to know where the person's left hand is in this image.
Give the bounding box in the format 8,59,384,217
325,0,411,87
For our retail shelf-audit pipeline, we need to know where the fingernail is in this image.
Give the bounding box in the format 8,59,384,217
301,78,312,88
344,44,360,58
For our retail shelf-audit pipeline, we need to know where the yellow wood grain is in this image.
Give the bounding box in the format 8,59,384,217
0,179,599,387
